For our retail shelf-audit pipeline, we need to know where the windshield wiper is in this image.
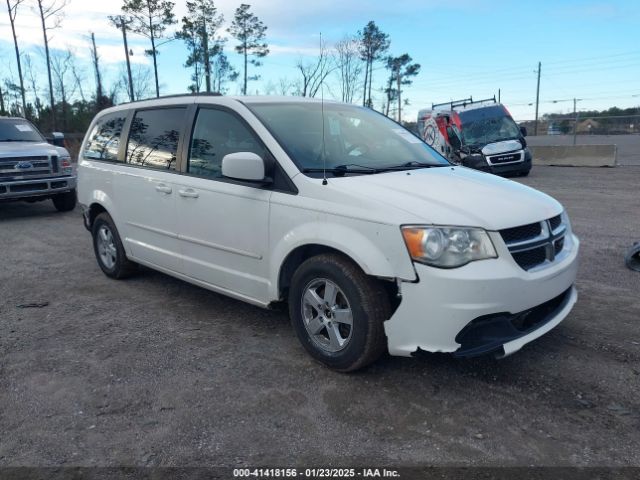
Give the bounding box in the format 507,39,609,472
377,161,446,171
302,163,381,176
0,139,37,142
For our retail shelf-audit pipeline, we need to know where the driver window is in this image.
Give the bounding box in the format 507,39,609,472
188,108,266,178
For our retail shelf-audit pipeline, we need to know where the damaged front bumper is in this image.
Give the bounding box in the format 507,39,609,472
384,233,579,358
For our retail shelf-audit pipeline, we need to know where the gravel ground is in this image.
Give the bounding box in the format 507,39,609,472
1,166,639,468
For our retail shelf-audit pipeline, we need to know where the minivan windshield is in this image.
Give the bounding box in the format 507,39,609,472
247,102,449,176
458,105,520,147
0,118,45,143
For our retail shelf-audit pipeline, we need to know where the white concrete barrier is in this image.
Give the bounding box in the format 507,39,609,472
530,144,617,167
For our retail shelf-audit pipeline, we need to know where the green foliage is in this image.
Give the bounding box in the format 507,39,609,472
228,3,269,94
122,0,177,96
177,0,226,93
358,21,390,108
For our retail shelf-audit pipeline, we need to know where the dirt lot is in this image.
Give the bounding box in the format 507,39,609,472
1,166,639,468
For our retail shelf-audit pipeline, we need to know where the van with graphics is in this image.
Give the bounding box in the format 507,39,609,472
418,97,532,177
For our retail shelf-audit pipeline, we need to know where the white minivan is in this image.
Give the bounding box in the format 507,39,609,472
78,95,579,371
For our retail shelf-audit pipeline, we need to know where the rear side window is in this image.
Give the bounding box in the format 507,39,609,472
83,112,127,161
126,108,186,171
188,108,266,178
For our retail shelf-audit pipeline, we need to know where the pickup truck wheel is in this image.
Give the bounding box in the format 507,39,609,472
92,212,138,279
52,189,77,212
289,253,390,372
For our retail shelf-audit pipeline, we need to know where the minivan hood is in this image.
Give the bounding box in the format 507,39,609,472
0,141,68,158
335,166,562,231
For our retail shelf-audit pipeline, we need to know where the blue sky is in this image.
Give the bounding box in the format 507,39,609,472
1,0,639,121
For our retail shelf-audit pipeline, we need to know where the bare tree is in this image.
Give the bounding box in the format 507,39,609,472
24,54,42,118
50,49,76,131
334,36,362,103
35,0,67,129
295,40,334,98
277,77,292,96
109,15,135,102
122,0,177,98
116,63,152,102
6,0,27,116
71,61,86,103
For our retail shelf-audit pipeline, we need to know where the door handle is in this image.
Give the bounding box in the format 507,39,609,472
178,188,199,198
155,184,172,194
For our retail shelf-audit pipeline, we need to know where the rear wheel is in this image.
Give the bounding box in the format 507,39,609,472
92,212,138,279
289,253,390,372
52,189,77,212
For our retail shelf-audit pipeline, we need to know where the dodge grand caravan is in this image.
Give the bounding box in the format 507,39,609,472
78,95,579,371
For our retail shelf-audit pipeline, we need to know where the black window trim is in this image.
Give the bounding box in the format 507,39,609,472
179,103,298,195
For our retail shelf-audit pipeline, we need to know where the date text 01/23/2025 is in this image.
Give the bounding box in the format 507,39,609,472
232,468,400,478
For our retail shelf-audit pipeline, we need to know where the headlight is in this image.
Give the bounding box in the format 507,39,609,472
401,226,497,268
560,209,572,233
59,155,73,174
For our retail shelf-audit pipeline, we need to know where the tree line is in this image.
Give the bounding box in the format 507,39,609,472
2,0,421,134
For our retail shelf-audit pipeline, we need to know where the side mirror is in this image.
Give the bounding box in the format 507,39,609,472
519,126,527,137
49,132,65,147
222,152,266,182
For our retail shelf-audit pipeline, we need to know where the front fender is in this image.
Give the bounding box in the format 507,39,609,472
268,220,416,300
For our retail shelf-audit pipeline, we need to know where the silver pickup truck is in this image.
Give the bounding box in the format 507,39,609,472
0,116,77,211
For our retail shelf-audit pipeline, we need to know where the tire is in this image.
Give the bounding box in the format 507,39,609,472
289,253,390,372
92,212,138,279
52,189,77,212
520,169,531,177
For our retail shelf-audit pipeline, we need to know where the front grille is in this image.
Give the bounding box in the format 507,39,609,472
0,155,53,180
549,214,562,231
10,182,48,192
500,214,568,271
500,222,542,244
489,152,521,164
512,246,547,270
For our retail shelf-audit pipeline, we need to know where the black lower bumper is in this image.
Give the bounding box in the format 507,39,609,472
453,287,573,358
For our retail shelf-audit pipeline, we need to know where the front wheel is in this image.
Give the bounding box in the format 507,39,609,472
52,189,77,212
289,253,390,372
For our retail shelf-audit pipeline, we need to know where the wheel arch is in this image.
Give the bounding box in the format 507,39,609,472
275,243,400,312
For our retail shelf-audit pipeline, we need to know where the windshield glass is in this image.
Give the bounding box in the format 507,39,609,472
458,105,520,147
246,102,449,176
0,118,45,142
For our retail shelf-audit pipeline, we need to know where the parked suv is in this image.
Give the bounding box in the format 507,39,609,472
78,95,579,371
0,117,76,211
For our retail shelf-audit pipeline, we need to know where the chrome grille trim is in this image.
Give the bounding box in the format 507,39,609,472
0,155,55,180
500,215,568,271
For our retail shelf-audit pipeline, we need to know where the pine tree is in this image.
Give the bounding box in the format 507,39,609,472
121,0,176,98
228,4,268,95
358,21,390,108
177,0,224,93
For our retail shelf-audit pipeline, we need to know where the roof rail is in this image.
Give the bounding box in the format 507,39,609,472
117,92,223,106
432,95,497,110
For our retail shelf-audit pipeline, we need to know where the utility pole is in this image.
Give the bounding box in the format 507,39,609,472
534,61,541,136
572,98,581,146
